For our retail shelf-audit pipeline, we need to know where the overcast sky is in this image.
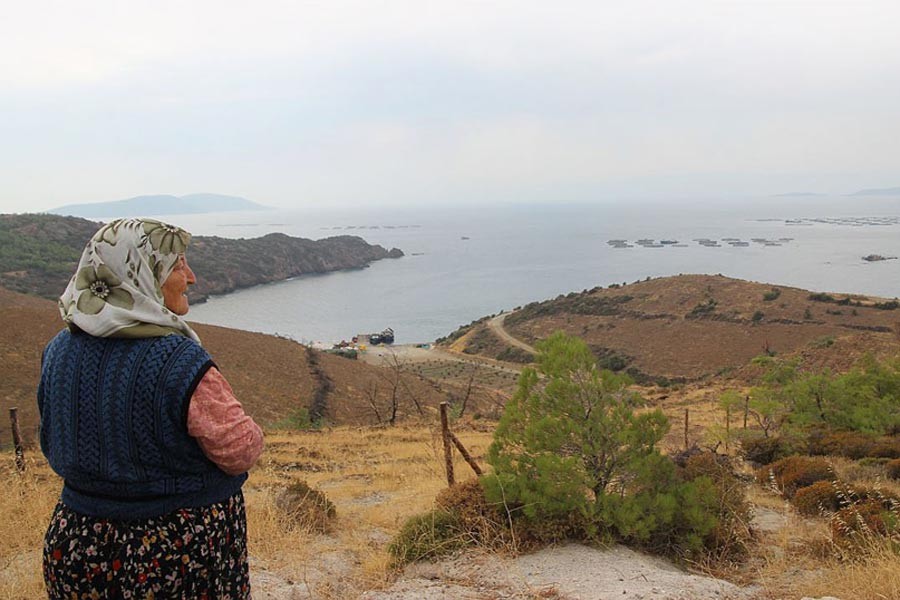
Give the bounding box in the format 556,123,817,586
1,0,898,213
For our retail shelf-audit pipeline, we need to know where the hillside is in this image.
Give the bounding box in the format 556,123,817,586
0,213,403,302
0,288,495,445
443,274,900,382
50,193,268,217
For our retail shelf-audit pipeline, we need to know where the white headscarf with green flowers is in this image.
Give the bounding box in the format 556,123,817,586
58,218,201,342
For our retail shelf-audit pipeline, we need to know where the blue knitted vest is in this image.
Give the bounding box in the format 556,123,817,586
38,329,247,520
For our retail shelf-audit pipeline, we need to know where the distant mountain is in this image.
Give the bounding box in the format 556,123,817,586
848,187,900,197
772,192,826,197
50,193,269,218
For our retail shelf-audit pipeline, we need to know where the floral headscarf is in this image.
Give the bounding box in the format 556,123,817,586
58,218,201,343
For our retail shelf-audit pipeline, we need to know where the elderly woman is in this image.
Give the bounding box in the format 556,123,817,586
38,218,263,599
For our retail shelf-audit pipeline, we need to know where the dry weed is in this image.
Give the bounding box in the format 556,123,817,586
0,454,60,599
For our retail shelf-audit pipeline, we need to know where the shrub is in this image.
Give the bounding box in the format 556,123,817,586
679,452,752,558
274,481,336,532
751,311,765,323
484,332,743,560
485,332,668,524
807,430,876,459
763,288,782,302
740,435,797,465
793,481,854,516
388,510,467,565
869,437,900,459
687,298,718,318
435,479,516,550
831,500,897,550
887,459,900,480
757,456,834,498
809,292,837,303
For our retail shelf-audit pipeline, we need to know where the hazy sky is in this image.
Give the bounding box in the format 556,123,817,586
2,1,899,213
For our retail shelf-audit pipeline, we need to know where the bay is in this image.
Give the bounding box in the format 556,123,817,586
172,197,900,344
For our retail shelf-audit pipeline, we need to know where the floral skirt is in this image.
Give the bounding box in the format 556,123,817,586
43,491,250,600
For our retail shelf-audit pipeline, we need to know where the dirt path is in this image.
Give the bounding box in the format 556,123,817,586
488,312,537,355
359,544,759,600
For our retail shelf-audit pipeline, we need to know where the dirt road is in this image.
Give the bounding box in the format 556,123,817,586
488,312,537,355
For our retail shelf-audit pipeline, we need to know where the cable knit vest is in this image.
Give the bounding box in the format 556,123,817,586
38,329,247,520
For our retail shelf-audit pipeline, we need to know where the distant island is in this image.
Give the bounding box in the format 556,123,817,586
863,254,898,262
0,214,402,302
50,193,269,218
772,192,826,197
848,186,900,197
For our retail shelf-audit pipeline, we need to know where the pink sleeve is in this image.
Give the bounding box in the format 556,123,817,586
187,367,264,476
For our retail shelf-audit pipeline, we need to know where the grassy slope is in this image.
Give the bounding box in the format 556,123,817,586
0,288,490,445
448,274,900,381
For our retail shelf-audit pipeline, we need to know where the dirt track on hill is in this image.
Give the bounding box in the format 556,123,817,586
488,312,537,355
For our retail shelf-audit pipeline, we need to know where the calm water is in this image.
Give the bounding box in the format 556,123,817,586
172,197,900,344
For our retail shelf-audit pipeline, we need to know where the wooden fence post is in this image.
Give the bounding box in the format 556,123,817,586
725,404,731,452
743,396,749,429
440,402,455,486
449,431,483,476
10,407,25,473
683,408,690,450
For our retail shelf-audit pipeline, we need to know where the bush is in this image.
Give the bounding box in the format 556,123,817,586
887,459,900,480
763,288,782,302
485,332,668,524
388,510,467,565
484,333,746,560
792,481,857,516
869,437,900,459
807,430,876,459
831,500,898,550
740,435,797,465
435,479,516,549
679,452,752,558
757,456,834,498
274,481,336,532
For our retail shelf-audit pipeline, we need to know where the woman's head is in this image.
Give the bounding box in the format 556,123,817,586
58,218,201,342
160,254,196,315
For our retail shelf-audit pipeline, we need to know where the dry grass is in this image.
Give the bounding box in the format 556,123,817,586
6,419,900,599
798,545,900,600
0,458,60,600
0,425,494,599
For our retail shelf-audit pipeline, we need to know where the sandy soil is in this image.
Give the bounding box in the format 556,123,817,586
252,544,759,600
364,544,759,600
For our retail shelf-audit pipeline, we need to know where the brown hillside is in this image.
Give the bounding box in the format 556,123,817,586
454,274,900,381
0,289,475,446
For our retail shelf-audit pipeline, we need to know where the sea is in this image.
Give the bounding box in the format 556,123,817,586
169,196,900,345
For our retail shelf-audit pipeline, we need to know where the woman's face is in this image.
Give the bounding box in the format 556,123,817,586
160,254,196,315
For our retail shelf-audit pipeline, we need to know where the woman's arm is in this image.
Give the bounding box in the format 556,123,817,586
187,367,264,476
